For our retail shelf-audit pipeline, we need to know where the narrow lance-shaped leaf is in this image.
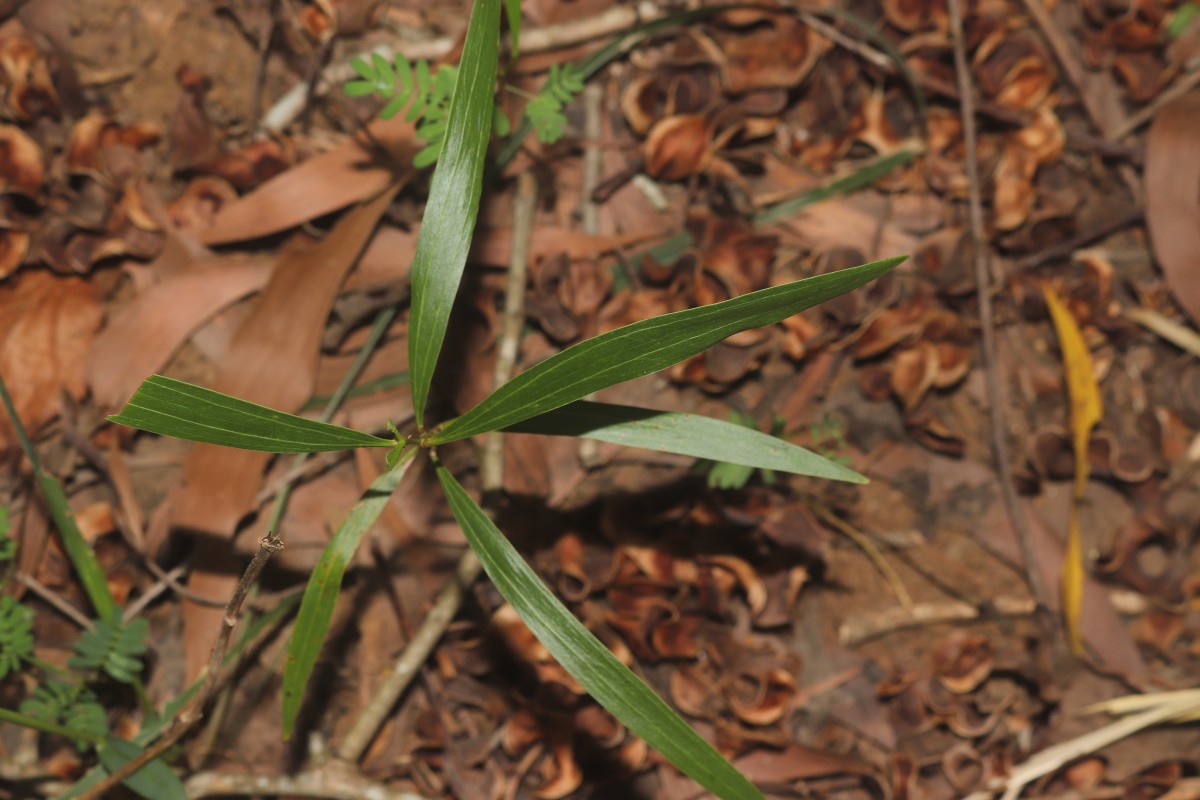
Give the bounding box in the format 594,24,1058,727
1043,284,1102,656
282,447,418,738
407,0,500,424
507,400,866,483
108,375,391,453
435,463,765,800
0,373,117,620
754,149,918,226
433,256,906,443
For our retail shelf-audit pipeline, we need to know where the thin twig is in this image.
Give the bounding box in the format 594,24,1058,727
806,498,913,609
15,572,93,630
75,535,285,800
839,596,1037,645
335,172,540,764
122,565,189,621
981,690,1200,800
192,305,399,767
1013,207,1144,272
185,761,434,799
947,0,1044,607
1113,68,1200,139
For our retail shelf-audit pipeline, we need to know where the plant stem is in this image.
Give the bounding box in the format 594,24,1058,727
335,170,539,764
73,535,285,800
947,0,1044,608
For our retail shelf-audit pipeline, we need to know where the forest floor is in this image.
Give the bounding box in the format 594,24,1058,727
2,0,1200,798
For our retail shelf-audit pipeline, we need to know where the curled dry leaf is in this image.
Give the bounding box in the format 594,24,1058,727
299,0,384,39
1145,90,1200,327
190,137,293,192
932,631,994,694
65,112,161,178
0,271,103,449
167,175,239,231
168,64,217,172
883,0,949,32
973,27,1055,111
644,113,714,181
621,72,716,136
0,124,43,196
891,341,941,412
994,108,1065,231
533,733,583,800
0,32,60,120
711,13,827,94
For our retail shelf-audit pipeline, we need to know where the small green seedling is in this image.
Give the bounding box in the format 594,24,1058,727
105,1,908,797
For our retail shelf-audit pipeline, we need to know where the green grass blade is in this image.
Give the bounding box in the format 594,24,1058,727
435,464,764,800
506,401,866,483
754,149,919,226
281,448,418,738
407,0,500,425
433,257,905,443
108,375,392,453
0,706,106,745
0,373,117,620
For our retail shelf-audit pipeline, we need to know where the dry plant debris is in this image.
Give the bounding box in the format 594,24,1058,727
1,0,1200,798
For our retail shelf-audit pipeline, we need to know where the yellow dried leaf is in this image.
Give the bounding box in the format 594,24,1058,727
1042,284,1103,655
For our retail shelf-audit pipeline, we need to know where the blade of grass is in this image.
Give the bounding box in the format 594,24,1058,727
0,706,106,745
108,375,392,453
281,447,418,737
407,0,501,425
507,400,866,483
435,462,763,800
300,371,410,412
754,149,919,226
432,256,905,443
0,374,116,621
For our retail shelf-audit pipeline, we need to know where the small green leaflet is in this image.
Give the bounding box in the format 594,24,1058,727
433,257,906,443
109,375,392,453
507,401,865,483
436,463,765,800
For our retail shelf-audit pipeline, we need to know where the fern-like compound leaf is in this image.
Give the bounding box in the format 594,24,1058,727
0,596,33,679
68,616,150,684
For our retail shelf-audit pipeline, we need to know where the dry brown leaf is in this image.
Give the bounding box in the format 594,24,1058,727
0,270,103,449
0,123,44,197
0,30,60,120
197,116,415,245
1043,283,1103,655
88,251,274,408
1145,90,1200,327
171,183,404,680
645,113,713,181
